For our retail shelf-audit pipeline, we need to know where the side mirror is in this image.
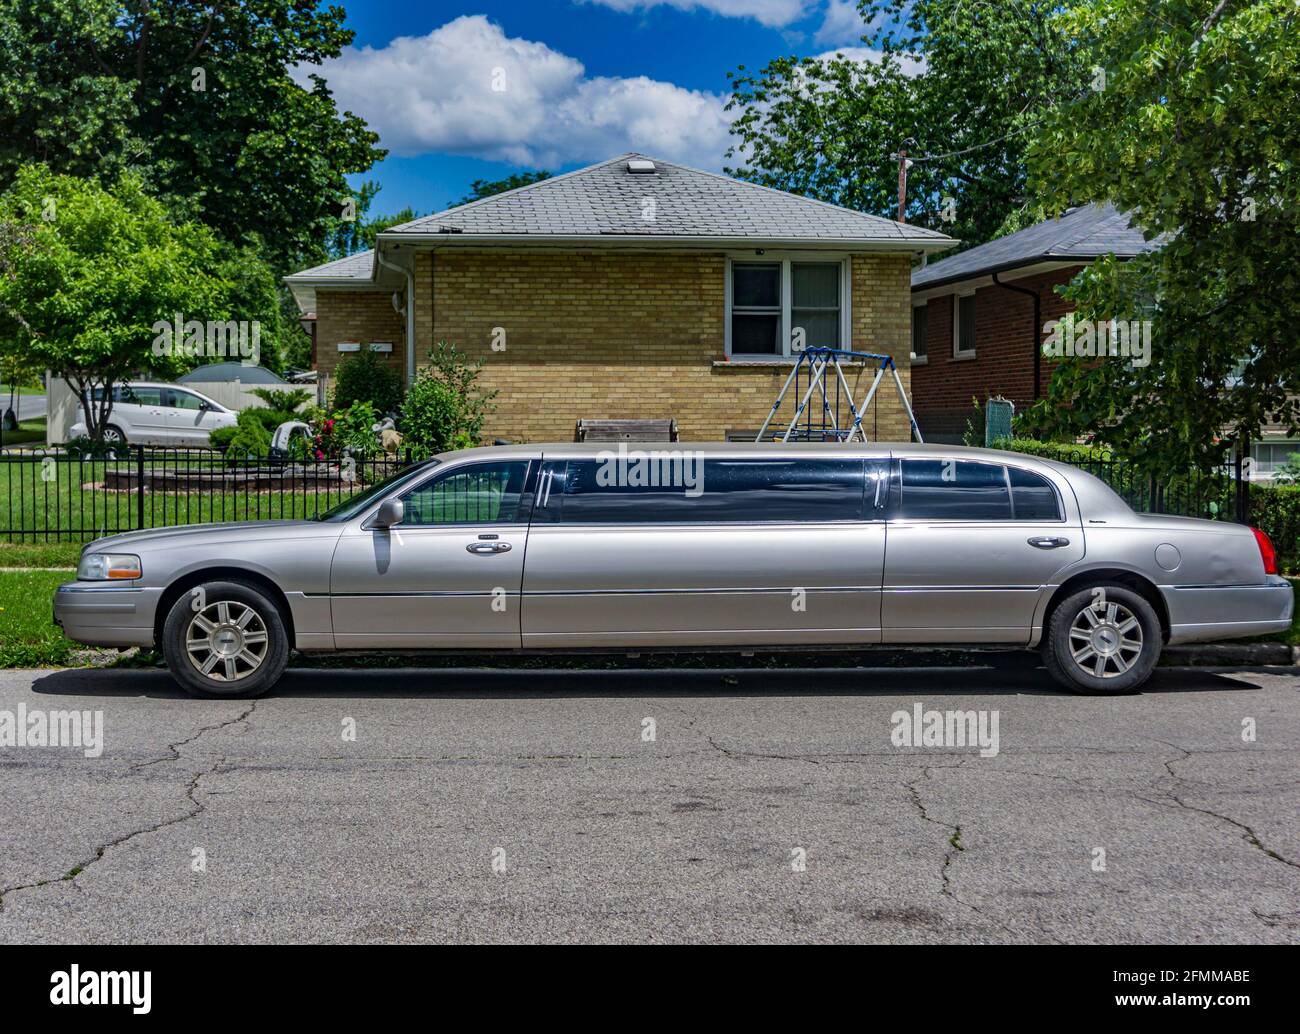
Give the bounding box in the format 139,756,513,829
373,497,404,529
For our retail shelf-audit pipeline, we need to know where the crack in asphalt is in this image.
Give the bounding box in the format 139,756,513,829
0,701,257,912
1150,740,1300,873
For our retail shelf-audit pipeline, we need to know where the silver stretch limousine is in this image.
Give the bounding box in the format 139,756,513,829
54,443,1291,698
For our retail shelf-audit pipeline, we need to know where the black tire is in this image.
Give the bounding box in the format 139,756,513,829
161,580,288,698
1042,584,1161,694
101,424,126,446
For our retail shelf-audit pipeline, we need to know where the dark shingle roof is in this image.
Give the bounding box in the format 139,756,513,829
385,153,956,245
911,203,1156,291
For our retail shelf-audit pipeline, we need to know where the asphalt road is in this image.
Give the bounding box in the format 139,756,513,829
1,663,1297,944
0,387,47,423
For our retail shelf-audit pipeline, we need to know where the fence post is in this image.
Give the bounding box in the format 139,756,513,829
136,445,145,530
1235,451,1249,524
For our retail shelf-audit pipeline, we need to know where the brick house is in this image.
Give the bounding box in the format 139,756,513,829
909,203,1156,443
285,153,955,443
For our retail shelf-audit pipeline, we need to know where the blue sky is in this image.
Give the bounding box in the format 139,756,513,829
312,0,885,218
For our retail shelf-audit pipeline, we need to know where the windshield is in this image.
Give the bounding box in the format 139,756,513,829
311,460,438,523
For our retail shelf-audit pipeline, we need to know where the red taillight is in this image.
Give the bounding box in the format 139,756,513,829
1250,527,1278,575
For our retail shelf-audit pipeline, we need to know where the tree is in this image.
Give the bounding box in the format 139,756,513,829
1020,0,1300,473
0,166,233,439
725,0,1090,243
0,0,385,273
325,180,420,257
450,171,551,208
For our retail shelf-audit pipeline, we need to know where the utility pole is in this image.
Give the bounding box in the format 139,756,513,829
889,138,916,222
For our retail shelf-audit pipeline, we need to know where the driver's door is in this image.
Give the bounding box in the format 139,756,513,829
329,459,533,648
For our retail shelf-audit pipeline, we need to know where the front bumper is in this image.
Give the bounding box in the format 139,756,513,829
53,582,162,648
1164,578,1295,645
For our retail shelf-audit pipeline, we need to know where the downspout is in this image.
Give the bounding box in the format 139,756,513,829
992,271,1042,400
375,247,416,384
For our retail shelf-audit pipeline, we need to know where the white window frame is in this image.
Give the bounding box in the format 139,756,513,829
911,301,929,365
725,253,852,359
952,291,977,360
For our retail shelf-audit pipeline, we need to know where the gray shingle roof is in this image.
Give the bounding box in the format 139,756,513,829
284,249,376,282
386,153,955,244
911,203,1157,291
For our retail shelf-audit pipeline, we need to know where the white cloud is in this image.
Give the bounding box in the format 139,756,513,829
298,15,733,170
813,45,927,77
581,0,812,28
813,0,869,46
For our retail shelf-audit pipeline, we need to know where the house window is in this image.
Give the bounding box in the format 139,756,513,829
1251,441,1300,477
953,293,976,358
911,304,928,362
728,257,846,358
731,263,781,354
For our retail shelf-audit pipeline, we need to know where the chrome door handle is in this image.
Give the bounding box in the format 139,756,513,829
466,542,512,555
1027,536,1070,549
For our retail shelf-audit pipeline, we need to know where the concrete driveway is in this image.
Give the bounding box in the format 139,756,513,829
0,663,1297,943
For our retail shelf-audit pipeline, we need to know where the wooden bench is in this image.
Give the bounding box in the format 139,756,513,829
575,418,679,443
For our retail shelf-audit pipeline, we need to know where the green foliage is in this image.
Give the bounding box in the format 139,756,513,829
400,343,496,457
325,180,421,257
251,387,312,413
1022,0,1300,475
247,386,312,433
0,166,228,438
450,171,551,208
223,409,271,462
0,0,385,273
332,349,404,416
1252,486,1300,575
312,400,381,459
1271,458,1300,487
725,0,1089,242
207,425,238,451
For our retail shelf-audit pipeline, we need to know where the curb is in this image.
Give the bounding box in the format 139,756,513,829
1160,642,1298,667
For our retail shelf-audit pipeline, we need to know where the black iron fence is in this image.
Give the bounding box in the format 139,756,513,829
1,446,412,542
0,443,1254,543
1045,448,1250,524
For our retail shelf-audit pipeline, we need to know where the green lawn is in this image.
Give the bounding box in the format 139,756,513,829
0,418,46,448
0,568,79,666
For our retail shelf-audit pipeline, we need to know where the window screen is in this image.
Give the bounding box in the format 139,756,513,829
900,460,1012,520
912,305,928,358
956,294,976,354
731,263,781,354
791,263,841,349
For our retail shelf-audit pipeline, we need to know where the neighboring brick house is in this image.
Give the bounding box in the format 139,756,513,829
909,203,1156,443
285,153,955,443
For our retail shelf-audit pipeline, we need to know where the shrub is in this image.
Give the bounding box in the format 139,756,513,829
1252,484,1300,574
223,409,271,463
311,400,382,459
208,425,238,451
399,342,495,457
245,387,313,434
332,350,404,416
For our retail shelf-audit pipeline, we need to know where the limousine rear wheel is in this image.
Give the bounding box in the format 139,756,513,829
1043,585,1160,694
162,580,288,698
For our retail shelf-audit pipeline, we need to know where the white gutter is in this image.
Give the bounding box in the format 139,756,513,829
374,248,416,383
374,232,958,254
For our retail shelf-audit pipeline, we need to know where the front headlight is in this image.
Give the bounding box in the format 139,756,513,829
77,553,142,581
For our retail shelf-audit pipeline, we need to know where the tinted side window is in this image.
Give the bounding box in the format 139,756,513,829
400,461,529,525
553,458,865,523
900,460,1012,520
1008,466,1062,521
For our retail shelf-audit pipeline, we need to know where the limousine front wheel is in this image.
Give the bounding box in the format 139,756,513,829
1043,585,1160,694
162,580,288,698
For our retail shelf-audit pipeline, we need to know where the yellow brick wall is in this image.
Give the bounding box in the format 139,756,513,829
315,250,915,443
314,289,406,387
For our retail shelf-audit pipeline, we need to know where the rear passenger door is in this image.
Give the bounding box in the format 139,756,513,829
882,458,1084,643
520,452,890,647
